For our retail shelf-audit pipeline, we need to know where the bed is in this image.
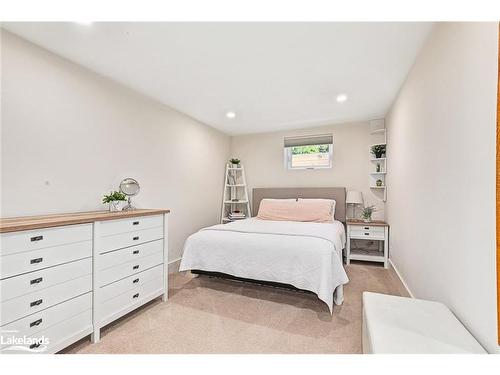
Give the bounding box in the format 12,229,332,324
179,187,349,313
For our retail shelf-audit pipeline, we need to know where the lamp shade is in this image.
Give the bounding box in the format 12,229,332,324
346,191,364,205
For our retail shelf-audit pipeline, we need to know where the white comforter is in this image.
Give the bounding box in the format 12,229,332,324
179,218,349,313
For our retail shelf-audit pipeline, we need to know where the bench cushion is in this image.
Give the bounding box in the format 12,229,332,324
362,292,486,354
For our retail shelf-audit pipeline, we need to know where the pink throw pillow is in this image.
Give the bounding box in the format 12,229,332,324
257,198,335,222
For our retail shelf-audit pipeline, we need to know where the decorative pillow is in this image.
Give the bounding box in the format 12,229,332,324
299,198,336,221
257,198,336,223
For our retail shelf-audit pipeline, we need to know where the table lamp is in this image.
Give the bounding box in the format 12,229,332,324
346,191,364,221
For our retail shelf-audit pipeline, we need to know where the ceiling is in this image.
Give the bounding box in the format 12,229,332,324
2,22,433,135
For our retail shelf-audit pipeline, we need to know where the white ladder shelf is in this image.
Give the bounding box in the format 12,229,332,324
221,164,252,223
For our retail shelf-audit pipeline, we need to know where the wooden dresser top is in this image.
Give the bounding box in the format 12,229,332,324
346,220,388,227
0,209,170,233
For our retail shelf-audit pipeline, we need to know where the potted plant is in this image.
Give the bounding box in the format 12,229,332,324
376,179,383,187
371,144,386,159
229,158,241,168
361,205,377,223
102,191,127,212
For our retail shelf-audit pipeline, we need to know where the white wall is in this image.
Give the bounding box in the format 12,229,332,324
231,121,386,220
0,30,231,263
386,22,499,353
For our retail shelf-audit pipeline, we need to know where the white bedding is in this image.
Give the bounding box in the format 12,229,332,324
179,218,349,313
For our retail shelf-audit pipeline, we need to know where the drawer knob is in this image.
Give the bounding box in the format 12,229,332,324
30,235,43,242
133,293,140,299
133,221,139,225
30,342,41,349
30,299,43,307
133,265,140,270
364,233,369,235
30,277,43,285
132,250,140,255
133,278,139,284
30,257,43,264
364,227,370,230
30,318,43,327
133,236,139,241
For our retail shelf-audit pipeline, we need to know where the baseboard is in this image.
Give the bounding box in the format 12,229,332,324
389,258,414,298
168,257,181,274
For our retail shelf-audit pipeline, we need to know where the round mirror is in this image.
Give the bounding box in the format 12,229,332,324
119,178,140,211
120,178,140,196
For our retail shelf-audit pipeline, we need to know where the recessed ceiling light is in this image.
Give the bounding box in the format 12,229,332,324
226,111,236,119
336,94,348,103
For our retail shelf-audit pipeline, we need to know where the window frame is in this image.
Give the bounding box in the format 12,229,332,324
496,22,500,345
284,139,334,170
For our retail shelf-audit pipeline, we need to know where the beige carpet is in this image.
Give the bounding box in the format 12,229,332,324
64,262,409,354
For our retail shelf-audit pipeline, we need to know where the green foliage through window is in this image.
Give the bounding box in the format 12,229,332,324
291,144,330,155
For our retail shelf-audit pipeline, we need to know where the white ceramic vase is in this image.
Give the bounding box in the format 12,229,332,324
109,201,124,212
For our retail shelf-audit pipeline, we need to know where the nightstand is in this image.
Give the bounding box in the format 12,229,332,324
346,220,389,268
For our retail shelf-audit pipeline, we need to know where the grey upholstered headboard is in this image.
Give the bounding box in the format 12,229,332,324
252,187,347,222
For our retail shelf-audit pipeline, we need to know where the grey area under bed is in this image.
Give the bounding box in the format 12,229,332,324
191,270,314,294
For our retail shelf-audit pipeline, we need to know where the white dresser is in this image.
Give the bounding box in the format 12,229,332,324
0,209,169,353
92,214,167,342
0,224,93,353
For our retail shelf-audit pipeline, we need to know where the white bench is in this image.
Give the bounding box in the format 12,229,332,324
362,292,486,354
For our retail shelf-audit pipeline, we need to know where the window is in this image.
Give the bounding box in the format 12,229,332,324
284,134,333,170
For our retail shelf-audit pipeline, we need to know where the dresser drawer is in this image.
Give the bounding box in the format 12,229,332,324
1,292,91,339
99,264,163,302
1,274,92,326
97,226,163,253
1,241,91,280
99,251,163,287
0,309,92,354
99,276,163,324
1,258,91,302
0,224,92,257
350,225,385,234
99,215,163,237
99,239,163,270
350,225,385,239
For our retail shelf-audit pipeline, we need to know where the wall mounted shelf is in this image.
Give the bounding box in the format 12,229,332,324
369,120,387,202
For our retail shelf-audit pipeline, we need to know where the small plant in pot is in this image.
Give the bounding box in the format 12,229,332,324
371,144,386,159
102,191,127,212
376,179,383,187
361,205,377,223
229,158,241,168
